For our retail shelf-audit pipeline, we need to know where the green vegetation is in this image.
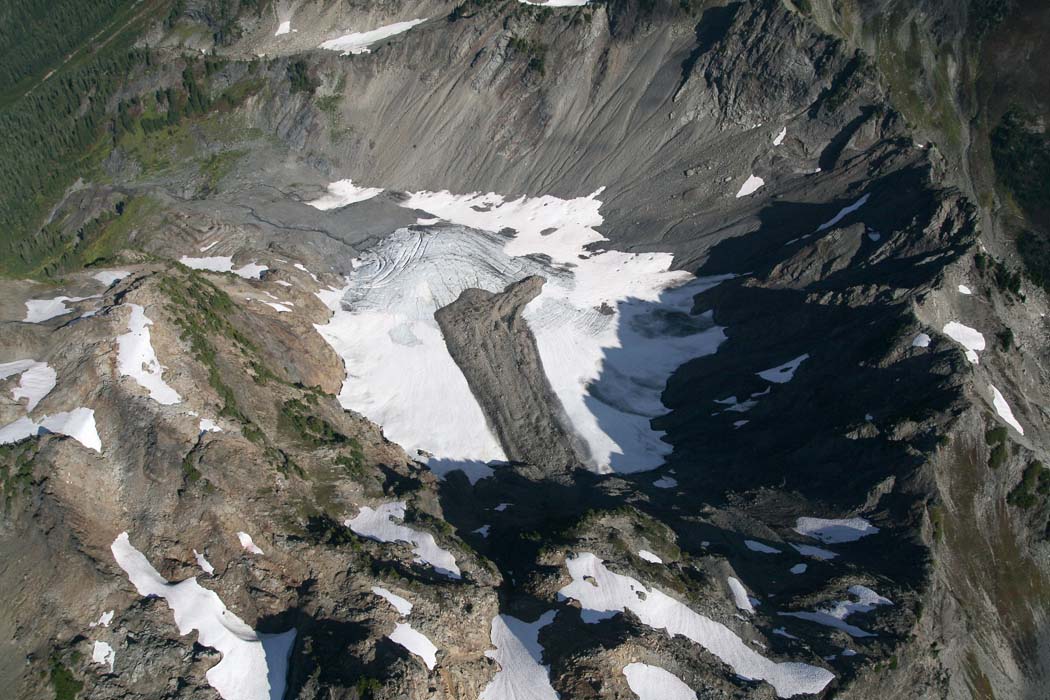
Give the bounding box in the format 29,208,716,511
990,109,1050,292
287,59,318,95
278,399,352,448
160,272,260,430
354,677,382,700
974,251,1024,300
0,442,37,509
0,0,138,104
1007,461,1050,509
508,37,548,77
991,109,1050,212
49,658,82,700
986,424,1009,470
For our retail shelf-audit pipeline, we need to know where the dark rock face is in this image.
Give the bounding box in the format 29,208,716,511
436,276,583,474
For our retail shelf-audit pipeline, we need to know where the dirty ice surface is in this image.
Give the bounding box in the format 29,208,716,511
111,533,295,700
319,19,426,55
315,185,731,481
479,611,559,700
559,553,834,697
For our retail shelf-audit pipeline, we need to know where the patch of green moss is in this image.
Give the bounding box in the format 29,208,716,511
1008,461,1050,509
49,659,82,700
278,398,348,448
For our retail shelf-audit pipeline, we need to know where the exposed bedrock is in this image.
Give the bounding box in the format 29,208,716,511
435,276,583,476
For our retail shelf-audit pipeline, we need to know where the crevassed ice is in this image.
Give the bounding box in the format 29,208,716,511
110,533,295,700
319,19,426,55
479,611,559,700
559,553,834,697
117,304,182,405
315,185,731,480
623,662,697,700
344,501,460,578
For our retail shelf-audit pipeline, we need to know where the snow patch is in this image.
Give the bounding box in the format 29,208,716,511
942,321,984,364
0,408,101,451
389,622,437,669
623,662,697,700
373,586,413,616
653,476,678,489
790,543,838,561
194,549,215,575
757,354,809,384
117,304,182,405
638,550,663,564
179,256,268,279
958,284,972,295
779,585,892,638
24,295,92,322
306,179,384,210
110,533,295,700
474,524,491,537
345,502,460,578
790,563,807,575
237,532,264,555
745,540,781,554
91,610,115,628
736,175,765,198
559,553,834,697
816,194,870,232
911,333,931,348
0,359,56,412
794,517,878,544
773,127,787,146
275,20,291,36
480,611,559,700
728,577,755,613
319,19,426,55
92,640,116,672
989,384,1024,435
93,270,130,286
199,418,222,434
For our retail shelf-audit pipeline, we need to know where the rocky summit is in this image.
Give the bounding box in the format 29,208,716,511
1,1,1049,699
